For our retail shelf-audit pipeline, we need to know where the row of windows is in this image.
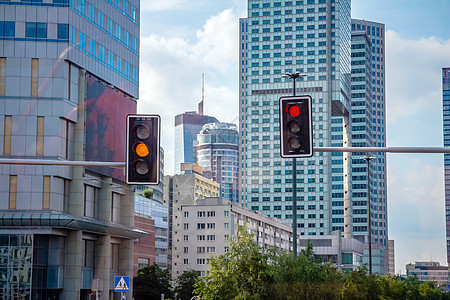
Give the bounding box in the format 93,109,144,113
73,1,138,52
0,21,68,40
69,26,138,83
251,0,327,9
71,0,138,23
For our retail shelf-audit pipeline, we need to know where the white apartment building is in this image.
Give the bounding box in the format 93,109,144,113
176,197,292,277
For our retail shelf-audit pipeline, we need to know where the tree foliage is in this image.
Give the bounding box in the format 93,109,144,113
193,225,449,300
133,264,173,300
138,189,153,199
174,269,199,300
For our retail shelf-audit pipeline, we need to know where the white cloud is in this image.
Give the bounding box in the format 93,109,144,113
138,8,239,175
388,157,445,272
386,31,450,124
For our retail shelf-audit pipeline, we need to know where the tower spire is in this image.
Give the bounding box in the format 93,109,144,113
198,73,204,115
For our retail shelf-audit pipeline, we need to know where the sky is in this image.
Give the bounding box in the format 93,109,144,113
137,0,450,273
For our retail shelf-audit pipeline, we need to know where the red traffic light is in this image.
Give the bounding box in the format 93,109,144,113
288,105,300,117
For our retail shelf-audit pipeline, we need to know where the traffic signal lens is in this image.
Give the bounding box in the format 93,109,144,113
288,137,302,150
288,105,300,117
135,124,150,140
135,160,149,175
135,143,149,157
288,120,301,134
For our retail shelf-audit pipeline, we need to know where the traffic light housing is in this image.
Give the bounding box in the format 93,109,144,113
279,95,313,158
126,114,161,185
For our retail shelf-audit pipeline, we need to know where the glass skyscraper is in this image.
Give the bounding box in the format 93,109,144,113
196,122,239,202
443,67,450,265
174,111,218,174
239,1,388,273
240,0,352,236
351,19,388,274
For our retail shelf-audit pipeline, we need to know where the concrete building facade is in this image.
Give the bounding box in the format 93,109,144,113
406,261,448,287
162,170,220,278
178,197,292,277
0,1,142,299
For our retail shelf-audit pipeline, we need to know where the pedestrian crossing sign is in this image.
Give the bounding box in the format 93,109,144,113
114,276,130,292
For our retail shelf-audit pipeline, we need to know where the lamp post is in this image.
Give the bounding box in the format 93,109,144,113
282,72,306,257
361,155,374,274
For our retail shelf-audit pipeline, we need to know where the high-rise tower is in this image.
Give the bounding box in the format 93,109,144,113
350,19,388,274
443,67,450,266
239,0,352,236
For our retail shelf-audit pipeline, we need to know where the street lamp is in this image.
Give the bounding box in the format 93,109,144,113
282,72,307,257
361,155,374,274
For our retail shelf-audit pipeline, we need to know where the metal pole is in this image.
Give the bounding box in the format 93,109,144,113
314,146,450,153
292,76,297,257
361,156,373,275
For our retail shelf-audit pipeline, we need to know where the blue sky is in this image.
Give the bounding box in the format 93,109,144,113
138,0,450,273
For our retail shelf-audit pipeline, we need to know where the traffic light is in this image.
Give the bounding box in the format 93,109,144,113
279,95,313,158
126,114,160,185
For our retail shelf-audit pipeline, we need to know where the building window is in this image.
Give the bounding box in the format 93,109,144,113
0,21,15,37
224,223,229,229
184,212,189,218
198,211,205,218
36,116,44,156
9,175,17,209
25,22,47,38
183,223,189,230
3,115,11,155
111,243,120,271
207,223,215,229
84,185,98,218
83,239,95,268
111,192,121,223
31,58,39,97
197,223,205,229
183,247,188,254
207,211,215,217
42,176,51,209
138,257,149,269
224,211,229,218
57,24,68,40
183,235,188,241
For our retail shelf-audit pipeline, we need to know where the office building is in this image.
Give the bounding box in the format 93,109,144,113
406,261,448,286
351,19,388,274
174,111,218,175
239,0,352,235
443,67,450,267
178,197,292,277
388,239,395,274
239,1,388,273
0,1,141,299
134,194,169,271
298,234,363,272
162,168,220,278
196,122,239,202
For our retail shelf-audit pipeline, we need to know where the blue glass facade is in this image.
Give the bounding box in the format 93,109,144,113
443,67,450,265
174,112,218,175
240,0,352,236
197,122,239,202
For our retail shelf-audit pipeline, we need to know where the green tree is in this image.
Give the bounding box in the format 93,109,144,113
174,270,199,300
133,264,173,300
194,224,273,300
139,189,153,199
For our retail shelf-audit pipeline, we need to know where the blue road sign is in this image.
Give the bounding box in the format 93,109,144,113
114,276,130,292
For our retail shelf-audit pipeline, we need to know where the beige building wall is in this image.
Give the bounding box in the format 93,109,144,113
388,240,395,274
175,197,293,278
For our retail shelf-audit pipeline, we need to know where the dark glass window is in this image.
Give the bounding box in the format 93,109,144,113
54,0,69,3
0,21,15,37
57,24,69,39
26,22,47,38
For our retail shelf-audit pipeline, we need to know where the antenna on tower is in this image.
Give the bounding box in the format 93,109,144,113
198,73,204,115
